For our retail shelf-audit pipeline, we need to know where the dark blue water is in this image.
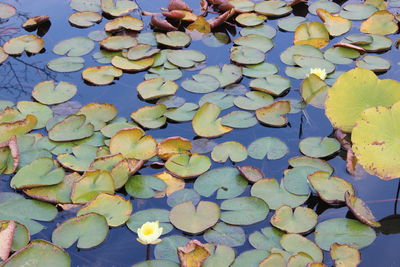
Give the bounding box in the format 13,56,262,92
1,0,400,266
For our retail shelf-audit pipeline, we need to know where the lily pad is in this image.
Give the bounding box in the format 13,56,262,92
157,137,191,160
308,171,355,204
240,24,276,38
280,44,324,65
360,10,398,35
211,141,248,163
330,243,361,267
71,170,115,203
249,227,283,251
248,137,288,160
203,222,246,247
16,101,52,129
355,55,391,72
194,167,248,199
145,67,183,81
317,9,351,37
299,137,340,158
251,178,309,210
231,249,270,267
131,104,166,129
165,153,211,178
0,3,16,19
235,13,266,26
250,75,291,97
47,57,85,72
271,205,318,234
234,91,273,110
101,0,138,17
111,56,154,72
126,208,173,235
233,34,273,53
3,35,44,55
0,220,30,252
32,81,77,105
127,44,159,60
137,78,178,100
345,192,381,227
199,64,242,88
254,1,292,17
69,11,102,28
230,46,265,65
82,65,123,85
105,16,143,32
256,101,291,127
167,50,206,68
167,189,200,208
325,68,400,132
154,235,190,263
155,31,191,48
77,193,132,226
77,102,117,130
221,111,258,128
220,197,269,225
314,218,376,251
309,0,340,15
278,16,308,32
324,47,360,65
294,22,329,48
48,114,94,142
281,234,323,262
181,74,220,94
125,175,166,199
100,36,137,51
192,102,232,138
169,201,220,234
339,3,377,20
198,92,235,110
53,37,95,57
203,245,235,267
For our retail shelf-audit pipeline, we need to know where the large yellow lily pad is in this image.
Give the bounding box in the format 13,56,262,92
325,68,400,132
360,10,398,35
351,101,400,179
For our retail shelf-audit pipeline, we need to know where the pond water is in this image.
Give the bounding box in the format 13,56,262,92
1,0,400,266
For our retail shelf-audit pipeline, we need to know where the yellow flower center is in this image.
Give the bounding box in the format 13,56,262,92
142,225,154,236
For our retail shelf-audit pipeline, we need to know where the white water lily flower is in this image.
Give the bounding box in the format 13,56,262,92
308,68,327,80
136,221,163,245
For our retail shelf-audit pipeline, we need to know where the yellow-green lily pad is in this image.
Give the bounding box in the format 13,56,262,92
192,102,232,138
137,78,178,100
71,170,115,203
3,35,44,55
256,100,291,127
165,153,211,178
48,114,94,142
32,81,77,105
101,0,138,17
360,10,398,35
271,205,318,234
69,11,102,28
330,243,360,267
82,65,123,85
345,192,381,227
211,141,248,163
130,104,167,129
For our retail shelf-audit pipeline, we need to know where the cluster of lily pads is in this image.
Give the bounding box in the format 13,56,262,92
0,0,398,266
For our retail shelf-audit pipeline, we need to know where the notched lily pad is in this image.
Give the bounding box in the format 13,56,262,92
271,205,318,234
345,192,381,227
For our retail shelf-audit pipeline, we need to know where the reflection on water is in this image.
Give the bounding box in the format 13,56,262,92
0,0,399,266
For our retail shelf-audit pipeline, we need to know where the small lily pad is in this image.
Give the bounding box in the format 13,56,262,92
250,75,291,97
101,0,138,17
126,209,173,235
235,13,266,26
234,91,273,110
220,197,269,225
100,36,137,51
355,55,391,72
137,78,178,100
203,222,246,247
230,46,265,65
294,22,329,48
256,101,291,127
181,74,220,94
278,16,308,32
211,141,248,163
167,50,206,68
154,235,190,263
130,104,167,129
165,153,211,178
249,227,283,251
231,249,270,267
105,16,143,32
167,189,200,208
48,114,94,142
360,10,398,35
330,243,361,267
254,0,292,17
82,65,123,85
3,35,44,55
299,137,340,158
271,205,318,234
233,34,273,53
203,245,235,267
192,102,232,138
221,111,257,128
32,81,77,105
53,37,95,57
345,192,381,228
199,64,242,88
281,234,323,262
155,31,191,48
339,3,377,20
47,57,85,72
125,175,166,199
69,11,102,28
248,137,288,160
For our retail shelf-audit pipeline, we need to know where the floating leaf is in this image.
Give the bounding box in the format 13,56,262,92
203,244,235,267
281,234,323,262
314,218,376,251
250,75,291,97
71,170,115,204
198,92,235,110
70,0,101,12
283,166,321,195
146,67,183,81
317,9,351,37
251,178,309,210
233,34,273,53
254,1,292,17
231,249,269,267
101,0,138,17
165,153,211,178
167,50,206,68
32,81,77,105
294,22,329,48
170,201,220,234
47,56,85,72
280,44,323,65
234,91,273,111
181,74,220,94
259,253,285,267
299,137,340,158
248,137,288,160
154,172,185,198
330,243,361,267
324,47,360,65
11,157,64,189
16,101,52,129
211,141,248,163
325,68,400,132
132,260,179,267
137,78,178,100
53,37,95,57
203,222,245,247
127,44,159,60
194,167,248,199
0,2,16,19
308,171,354,204
167,189,200,208
82,65,123,85
360,10,398,35
278,16,308,32
154,235,190,263
355,55,391,72
155,31,191,48
230,46,265,65
221,111,257,128
339,3,377,20
0,136,19,174
249,227,283,251
0,192,57,235
271,205,318,234
240,24,276,38
165,103,198,122
235,13,266,26
220,197,269,225
1,240,70,267
77,102,117,131
256,101,291,127
111,56,154,72
48,114,94,142
345,192,380,227
77,193,132,226
192,102,232,138
125,175,166,199
69,11,102,28
309,0,340,15
52,213,108,249
100,36,137,51
3,35,44,55
0,220,30,252
127,208,172,235
109,128,157,160
131,104,166,129
177,240,210,267
158,137,191,160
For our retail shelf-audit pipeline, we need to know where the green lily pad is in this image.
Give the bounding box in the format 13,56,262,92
127,44,159,60
16,101,52,130
233,34,273,53
309,0,340,15
325,68,400,132
155,31,191,48
299,137,340,158
169,201,220,234
357,34,392,52
194,167,248,199
345,192,381,228
70,0,101,12
330,243,361,267
0,192,57,235
181,74,220,94
230,46,265,65
167,189,200,208
47,56,85,72
231,249,270,267
52,213,108,249
355,55,391,72
271,205,318,234
289,156,333,173
255,0,292,17
93,50,121,64
53,37,95,56
248,137,288,160
203,245,236,267
145,67,183,81
199,64,242,88
211,141,248,163
308,171,355,204
126,209,173,235
131,104,167,129
192,102,232,138
317,9,352,37
198,92,235,110
100,121,137,138
69,11,102,28
280,44,324,66
109,128,157,160
154,235,190,263
283,166,321,195
32,81,77,105
339,3,377,20
235,13,267,26
165,153,211,178
48,114,94,142
250,75,291,97
57,144,97,172
221,111,258,128
278,16,308,32
77,193,132,227
294,22,329,48
111,56,154,72
256,101,291,127
71,170,115,204
165,103,198,122
89,30,108,41
220,197,269,225
1,240,70,267
100,36,137,51
234,91,273,110
281,234,323,262
203,222,246,247
167,50,206,68
251,178,309,210
137,78,178,100
240,24,276,38
101,0,138,17
132,260,179,267
243,62,278,78
300,74,328,109
314,218,376,251
3,35,44,55
82,65,123,85
0,220,30,251
125,175,166,199
24,172,81,204
249,227,283,251
324,47,360,65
